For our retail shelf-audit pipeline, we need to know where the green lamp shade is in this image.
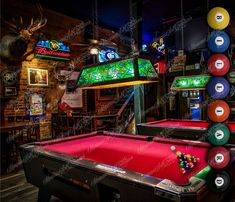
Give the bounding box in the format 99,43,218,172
77,56,158,89
171,75,211,90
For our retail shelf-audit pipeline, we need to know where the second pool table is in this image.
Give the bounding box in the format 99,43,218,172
137,119,235,144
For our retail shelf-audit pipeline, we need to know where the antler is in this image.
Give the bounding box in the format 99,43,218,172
27,18,47,34
3,20,18,31
2,16,22,33
27,3,47,34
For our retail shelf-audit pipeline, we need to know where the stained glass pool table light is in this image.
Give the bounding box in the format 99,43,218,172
77,56,158,89
171,75,211,91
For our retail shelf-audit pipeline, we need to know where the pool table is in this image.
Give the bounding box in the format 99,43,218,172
20,131,235,202
137,119,235,144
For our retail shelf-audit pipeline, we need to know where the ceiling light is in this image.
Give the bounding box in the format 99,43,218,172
90,47,99,55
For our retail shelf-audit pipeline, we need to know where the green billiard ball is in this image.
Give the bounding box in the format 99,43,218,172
179,163,184,168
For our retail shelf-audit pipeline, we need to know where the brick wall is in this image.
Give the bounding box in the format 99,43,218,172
1,0,85,139
1,0,129,139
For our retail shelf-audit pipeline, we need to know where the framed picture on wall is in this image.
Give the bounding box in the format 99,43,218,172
25,92,46,118
97,88,118,101
4,87,17,97
28,68,48,86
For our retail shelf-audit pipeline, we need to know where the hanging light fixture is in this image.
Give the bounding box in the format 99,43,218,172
171,75,211,91
77,56,159,89
89,47,99,55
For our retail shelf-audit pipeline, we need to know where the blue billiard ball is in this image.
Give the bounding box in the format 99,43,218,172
185,165,190,170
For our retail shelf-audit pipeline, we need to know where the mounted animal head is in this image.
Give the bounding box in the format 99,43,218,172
0,4,47,61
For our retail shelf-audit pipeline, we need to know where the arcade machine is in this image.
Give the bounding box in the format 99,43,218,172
180,90,203,120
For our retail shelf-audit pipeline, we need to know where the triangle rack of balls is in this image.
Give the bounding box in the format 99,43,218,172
206,6,232,193
176,151,200,174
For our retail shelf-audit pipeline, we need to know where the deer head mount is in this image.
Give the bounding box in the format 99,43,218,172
0,4,47,61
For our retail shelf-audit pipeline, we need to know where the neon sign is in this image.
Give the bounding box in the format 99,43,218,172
98,48,120,62
150,38,165,54
35,40,71,60
142,44,148,52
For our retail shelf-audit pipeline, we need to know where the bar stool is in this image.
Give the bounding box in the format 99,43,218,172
1,132,20,174
4,116,26,173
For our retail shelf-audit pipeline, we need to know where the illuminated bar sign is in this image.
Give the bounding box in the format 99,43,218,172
98,48,120,62
171,75,211,90
35,40,71,60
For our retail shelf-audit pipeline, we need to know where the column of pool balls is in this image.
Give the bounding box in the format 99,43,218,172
206,7,231,193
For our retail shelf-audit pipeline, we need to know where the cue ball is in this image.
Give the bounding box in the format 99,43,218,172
170,146,176,151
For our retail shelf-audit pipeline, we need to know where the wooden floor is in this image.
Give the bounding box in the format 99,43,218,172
0,170,62,202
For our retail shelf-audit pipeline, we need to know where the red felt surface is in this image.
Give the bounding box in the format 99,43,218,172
39,135,209,185
146,120,235,133
228,122,235,131
147,120,210,129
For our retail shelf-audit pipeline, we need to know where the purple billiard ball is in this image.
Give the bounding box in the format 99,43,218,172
177,155,182,159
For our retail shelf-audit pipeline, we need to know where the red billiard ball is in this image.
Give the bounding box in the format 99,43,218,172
207,147,230,169
187,159,192,163
189,162,194,168
180,168,186,174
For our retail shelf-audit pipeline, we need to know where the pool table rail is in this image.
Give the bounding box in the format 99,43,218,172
137,119,235,144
